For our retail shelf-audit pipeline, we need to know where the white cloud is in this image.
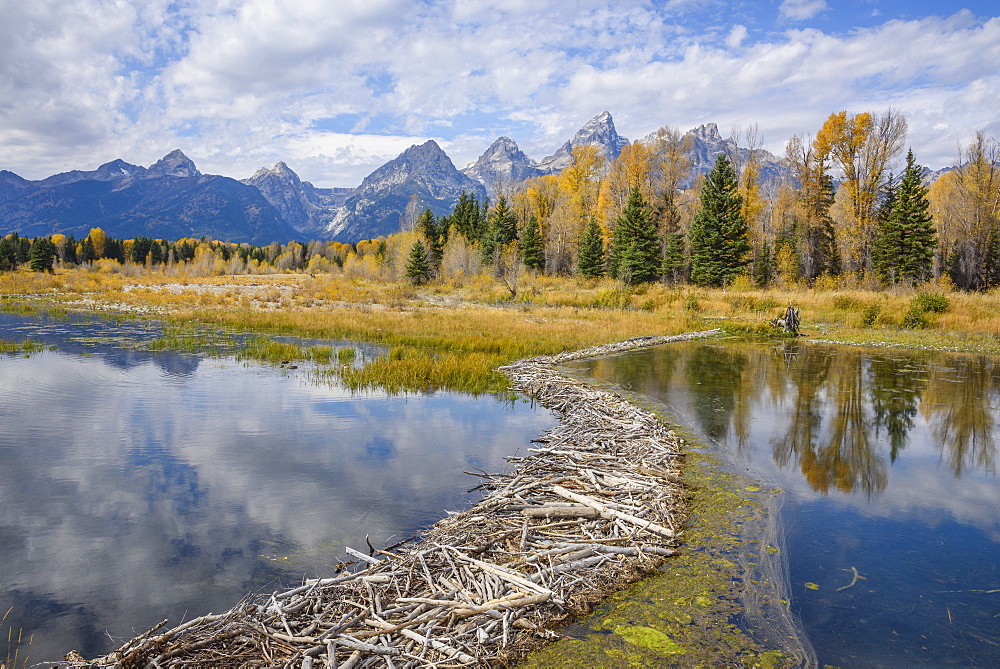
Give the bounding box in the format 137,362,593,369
778,0,829,22
0,2,997,185
726,24,749,49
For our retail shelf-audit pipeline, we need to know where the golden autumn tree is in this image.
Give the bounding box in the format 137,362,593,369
87,227,107,259
783,134,839,281
647,125,694,236
814,109,907,274
544,145,605,274
929,132,1000,289
597,141,653,231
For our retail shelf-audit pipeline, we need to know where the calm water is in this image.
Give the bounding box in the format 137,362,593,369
569,339,1000,667
0,314,555,663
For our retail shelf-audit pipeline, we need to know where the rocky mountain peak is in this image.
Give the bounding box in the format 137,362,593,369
358,140,461,194
324,140,485,241
690,122,723,142
461,136,541,191
249,161,302,187
537,111,629,173
146,149,201,178
92,159,145,181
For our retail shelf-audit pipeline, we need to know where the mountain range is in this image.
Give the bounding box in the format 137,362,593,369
0,113,794,245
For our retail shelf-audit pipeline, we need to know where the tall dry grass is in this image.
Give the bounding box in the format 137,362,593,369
4,268,1000,392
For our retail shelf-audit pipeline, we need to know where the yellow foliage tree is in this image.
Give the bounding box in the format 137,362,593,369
815,109,907,273
929,132,1000,289
598,141,653,230
87,227,107,259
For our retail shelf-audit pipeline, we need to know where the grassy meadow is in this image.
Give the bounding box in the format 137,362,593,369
2,267,999,393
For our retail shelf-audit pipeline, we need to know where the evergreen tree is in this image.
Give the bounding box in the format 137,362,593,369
0,236,17,270
608,186,661,284
520,214,545,271
416,209,445,272
689,154,750,287
29,237,56,273
451,191,487,241
751,243,775,287
577,216,606,278
482,196,518,264
404,238,431,284
660,232,687,284
873,150,936,285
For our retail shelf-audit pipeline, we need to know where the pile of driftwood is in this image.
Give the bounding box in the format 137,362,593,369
68,331,718,668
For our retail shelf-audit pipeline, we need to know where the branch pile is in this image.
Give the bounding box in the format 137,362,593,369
69,331,718,668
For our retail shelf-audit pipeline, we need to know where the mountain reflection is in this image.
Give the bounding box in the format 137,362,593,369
578,341,999,494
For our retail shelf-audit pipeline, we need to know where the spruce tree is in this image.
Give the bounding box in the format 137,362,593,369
577,216,605,278
660,232,687,285
451,191,486,241
482,196,518,264
608,186,661,284
520,214,544,271
404,238,431,284
873,150,936,285
689,154,750,287
29,237,56,273
416,209,445,272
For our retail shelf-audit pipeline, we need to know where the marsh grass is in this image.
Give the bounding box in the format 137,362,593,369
1,607,30,669
0,339,48,356
7,269,1000,392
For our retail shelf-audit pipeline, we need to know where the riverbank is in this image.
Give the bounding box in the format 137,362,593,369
60,331,740,668
4,270,1000,396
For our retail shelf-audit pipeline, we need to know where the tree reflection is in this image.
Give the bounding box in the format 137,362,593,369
868,356,927,463
922,356,998,477
776,348,889,496
683,345,748,443
586,340,1000,493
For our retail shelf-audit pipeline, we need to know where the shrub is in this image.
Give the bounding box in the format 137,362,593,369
592,287,631,309
860,303,882,327
902,305,929,329
832,294,860,311
910,292,949,314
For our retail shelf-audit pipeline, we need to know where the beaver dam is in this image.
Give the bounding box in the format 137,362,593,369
65,331,720,668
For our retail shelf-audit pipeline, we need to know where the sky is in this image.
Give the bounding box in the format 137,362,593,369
1,0,998,187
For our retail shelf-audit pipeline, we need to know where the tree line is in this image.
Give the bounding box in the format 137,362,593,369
6,109,998,292
404,109,954,290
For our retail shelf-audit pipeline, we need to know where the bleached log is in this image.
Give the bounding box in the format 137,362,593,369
551,485,676,538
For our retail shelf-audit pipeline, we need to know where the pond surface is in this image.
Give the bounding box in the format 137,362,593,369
568,339,1000,667
0,313,555,663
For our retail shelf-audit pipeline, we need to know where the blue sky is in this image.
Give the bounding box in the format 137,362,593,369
1,0,998,186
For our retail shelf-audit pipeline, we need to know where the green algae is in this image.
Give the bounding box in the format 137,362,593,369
522,449,797,668
613,625,686,654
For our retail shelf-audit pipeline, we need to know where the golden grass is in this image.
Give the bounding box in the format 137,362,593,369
4,268,1000,392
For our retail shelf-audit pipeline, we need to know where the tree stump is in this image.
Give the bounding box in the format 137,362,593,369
773,304,800,335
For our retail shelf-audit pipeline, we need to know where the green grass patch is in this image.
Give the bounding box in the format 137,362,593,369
0,338,49,356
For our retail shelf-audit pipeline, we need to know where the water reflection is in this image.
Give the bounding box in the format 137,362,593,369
578,341,998,491
569,340,1000,666
0,317,555,662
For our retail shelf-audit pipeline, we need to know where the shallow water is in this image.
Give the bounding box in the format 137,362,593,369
0,313,555,662
568,339,1000,667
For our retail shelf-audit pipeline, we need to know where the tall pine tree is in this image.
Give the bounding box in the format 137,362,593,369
482,196,518,264
607,186,661,284
872,149,936,285
660,232,687,285
404,238,431,284
520,214,545,271
577,216,605,278
689,154,750,287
